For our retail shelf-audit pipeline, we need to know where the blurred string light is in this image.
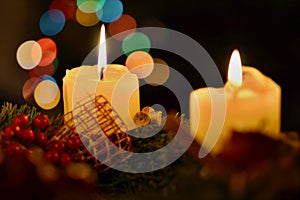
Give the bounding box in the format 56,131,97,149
50,0,77,20
17,0,170,110
17,37,60,109
96,0,123,23
77,0,106,13
22,76,60,110
39,9,66,36
125,51,154,79
122,32,151,56
29,64,56,77
144,58,170,86
17,40,42,70
37,38,57,67
108,14,137,41
34,79,61,110
76,8,100,27
41,74,57,83
29,57,59,78
22,77,41,105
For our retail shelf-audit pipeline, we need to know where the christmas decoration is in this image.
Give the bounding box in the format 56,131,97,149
134,106,163,127
1,94,133,171
1,102,300,199
45,94,133,172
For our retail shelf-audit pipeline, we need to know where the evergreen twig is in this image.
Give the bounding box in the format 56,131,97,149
0,102,60,129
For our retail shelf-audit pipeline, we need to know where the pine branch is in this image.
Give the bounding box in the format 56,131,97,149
0,102,59,130
97,116,189,196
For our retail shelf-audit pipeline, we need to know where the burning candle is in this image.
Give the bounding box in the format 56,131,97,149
190,50,281,155
63,25,140,130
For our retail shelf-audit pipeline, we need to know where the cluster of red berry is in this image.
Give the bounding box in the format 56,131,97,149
2,113,48,148
0,113,83,168
45,134,82,167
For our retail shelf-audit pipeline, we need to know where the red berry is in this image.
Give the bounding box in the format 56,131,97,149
13,114,30,128
13,125,23,139
22,128,35,143
13,116,21,126
4,125,15,140
33,114,49,130
24,148,33,158
72,135,82,149
60,153,71,166
49,140,66,153
66,138,74,150
36,132,47,146
51,151,60,163
44,151,53,163
67,136,82,150
45,150,60,164
5,143,23,155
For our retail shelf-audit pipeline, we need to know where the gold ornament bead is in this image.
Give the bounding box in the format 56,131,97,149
133,111,151,127
141,106,155,113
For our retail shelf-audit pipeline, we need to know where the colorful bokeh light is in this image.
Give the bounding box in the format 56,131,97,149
122,32,151,56
18,0,163,111
144,58,170,86
125,51,154,79
96,0,123,23
49,0,77,20
34,79,61,110
108,14,137,41
29,63,56,77
37,38,57,67
40,75,57,83
77,0,105,13
16,40,42,70
22,77,41,105
39,9,66,36
76,8,100,27
53,57,59,72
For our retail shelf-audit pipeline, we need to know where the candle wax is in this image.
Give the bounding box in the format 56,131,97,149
63,64,140,130
190,66,281,155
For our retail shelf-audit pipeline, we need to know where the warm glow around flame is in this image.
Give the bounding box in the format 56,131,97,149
228,49,242,86
98,24,107,76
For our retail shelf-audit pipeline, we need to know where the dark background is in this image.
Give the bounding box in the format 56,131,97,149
1,0,300,131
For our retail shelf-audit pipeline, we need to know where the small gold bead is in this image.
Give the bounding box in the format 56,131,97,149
133,111,151,127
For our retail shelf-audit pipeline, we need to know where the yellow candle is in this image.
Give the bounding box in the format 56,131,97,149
62,25,140,130
190,50,281,155
63,65,140,130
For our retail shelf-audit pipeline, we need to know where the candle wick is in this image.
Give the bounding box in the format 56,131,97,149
100,67,104,80
225,81,241,99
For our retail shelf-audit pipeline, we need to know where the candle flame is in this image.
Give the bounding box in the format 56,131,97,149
98,24,107,79
228,49,242,86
